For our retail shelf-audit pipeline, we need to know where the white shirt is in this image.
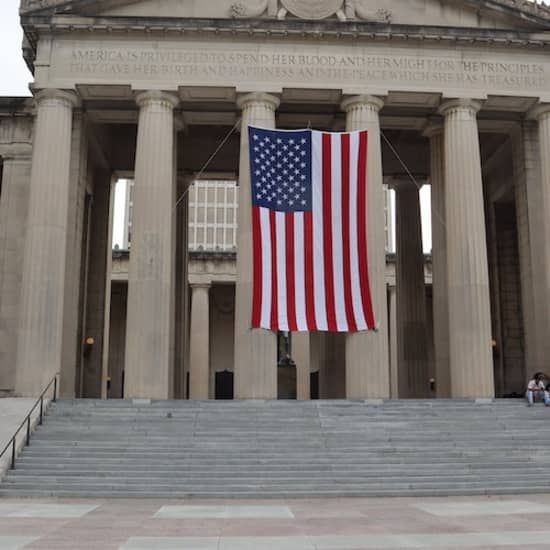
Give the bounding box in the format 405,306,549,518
527,379,545,391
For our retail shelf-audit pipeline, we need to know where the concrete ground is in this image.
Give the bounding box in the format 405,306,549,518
1,495,550,549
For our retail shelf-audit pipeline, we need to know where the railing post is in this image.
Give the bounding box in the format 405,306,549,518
0,373,59,471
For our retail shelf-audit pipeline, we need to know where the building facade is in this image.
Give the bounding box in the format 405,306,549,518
1,0,549,400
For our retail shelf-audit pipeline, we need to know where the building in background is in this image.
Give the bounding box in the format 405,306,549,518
120,179,395,254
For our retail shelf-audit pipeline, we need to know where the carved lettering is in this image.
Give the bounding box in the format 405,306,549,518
52,43,550,95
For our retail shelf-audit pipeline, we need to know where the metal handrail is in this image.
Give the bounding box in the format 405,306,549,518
0,373,59,470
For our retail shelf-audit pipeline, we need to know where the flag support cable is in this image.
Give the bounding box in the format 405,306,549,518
380,130,445,230
173,117,242,213
172,122,444,230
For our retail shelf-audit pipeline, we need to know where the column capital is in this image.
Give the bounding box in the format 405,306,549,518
34,89,80,109
423,117,444,138
438,98,483,117
341,94,384,113
528,102,550,121
388,176,423,192
236,92,280,112
135,90,180,110
190,282,212,291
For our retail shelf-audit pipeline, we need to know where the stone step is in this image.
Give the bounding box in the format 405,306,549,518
7,470,550,483
4,479,550,494
4,399,550,498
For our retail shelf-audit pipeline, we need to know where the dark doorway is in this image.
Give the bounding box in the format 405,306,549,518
215,370,234,400
310,371,319,399
277,366,297,399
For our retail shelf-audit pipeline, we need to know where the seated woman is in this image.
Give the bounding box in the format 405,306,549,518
526,372,550,406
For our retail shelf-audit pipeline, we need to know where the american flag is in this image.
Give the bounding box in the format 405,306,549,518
249,126,376,333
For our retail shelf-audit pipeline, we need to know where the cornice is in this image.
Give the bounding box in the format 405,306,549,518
20,13,550,73
19,0,550,24
21,14,550,45
458,0,550,25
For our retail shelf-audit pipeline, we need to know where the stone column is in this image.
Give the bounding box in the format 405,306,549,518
0,138,32,392
100,178,116,399
61,110,89,398
341,95,390,399
531,106,550,372
512,118,550,376
292,333,311,400
15,89,79,396
124,91,179,399
439,99,494,398
81,170,112,398
395,180,429,398
174,176,190,399
234,93,279,399
388,286,398,398
426,124,451,398
189,283,210,400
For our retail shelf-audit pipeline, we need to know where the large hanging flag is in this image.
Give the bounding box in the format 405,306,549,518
249,126,376,333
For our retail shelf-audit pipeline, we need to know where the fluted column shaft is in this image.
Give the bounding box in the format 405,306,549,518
536,108,550,368
427,127,451,398
395,182,429,398
388,286,398,398
189,283,210,400
234,93,279,399
341,95,390,399
440,99,494,398
292,333,311,400
124,91,179,399
512,121,548,376
0,145,32,392
15,89,79,396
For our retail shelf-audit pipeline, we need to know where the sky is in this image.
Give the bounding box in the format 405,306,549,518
0,0,433,252
0,1,33,96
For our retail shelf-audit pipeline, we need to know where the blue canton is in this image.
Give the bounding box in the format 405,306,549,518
249,127,313,213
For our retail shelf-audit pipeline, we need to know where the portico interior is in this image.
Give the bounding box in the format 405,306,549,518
50,86,532,401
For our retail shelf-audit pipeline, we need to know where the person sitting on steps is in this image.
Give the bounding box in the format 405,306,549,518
526,372,550,407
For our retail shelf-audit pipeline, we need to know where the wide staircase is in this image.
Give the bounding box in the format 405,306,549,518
1,399,550,498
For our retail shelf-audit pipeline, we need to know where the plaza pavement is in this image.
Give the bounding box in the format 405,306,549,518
0,495,550,549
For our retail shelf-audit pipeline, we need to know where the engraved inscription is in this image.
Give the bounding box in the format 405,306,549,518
63,46,548,93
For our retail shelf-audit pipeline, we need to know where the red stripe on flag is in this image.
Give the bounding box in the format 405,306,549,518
340,134,357,332
269,210,278,331
322,133,337,332
303,211,317,330
251,206,262,328
285,212,298,331
357,131,376,329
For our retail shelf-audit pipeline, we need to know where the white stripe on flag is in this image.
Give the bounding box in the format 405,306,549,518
275,211,288,331
348,132,367,330
259,207,272,329
311,131,327,331
294,212,307,331
331,133,347,332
